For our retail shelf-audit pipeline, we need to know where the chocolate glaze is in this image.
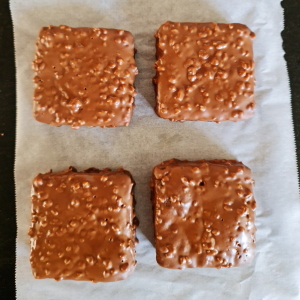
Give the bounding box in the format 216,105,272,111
32,25,138,129
153,21,255,122
150,159,256,269
29,167,138,282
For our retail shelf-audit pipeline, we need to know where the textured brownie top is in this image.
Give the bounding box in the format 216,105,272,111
32,25,138,129
151,159,256,269
154,22,255,122
29,167,138,282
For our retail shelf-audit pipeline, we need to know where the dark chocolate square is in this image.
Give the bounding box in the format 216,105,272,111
151,159,256,269
29,167,137,282
32,25,138,129
154,22,255,122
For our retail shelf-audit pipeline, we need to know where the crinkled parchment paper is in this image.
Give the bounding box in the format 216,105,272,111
11,0,300,299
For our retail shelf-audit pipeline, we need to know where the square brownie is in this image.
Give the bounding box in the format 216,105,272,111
32,25,138,129
29,167,138,282
153,22,255,122
151,159,256,269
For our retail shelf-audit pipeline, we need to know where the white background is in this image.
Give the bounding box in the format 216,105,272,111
11,0,300,299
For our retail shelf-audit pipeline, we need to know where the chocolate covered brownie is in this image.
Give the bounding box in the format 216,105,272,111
153,22,255,122
29,167,138,282
32,25,138,129
151,159,256,269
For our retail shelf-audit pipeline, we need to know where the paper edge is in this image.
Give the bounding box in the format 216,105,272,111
8,0,19,298
281,1,300,194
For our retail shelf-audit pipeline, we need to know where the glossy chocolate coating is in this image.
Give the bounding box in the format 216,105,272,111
151,159,256,269
32,25,138,129
153,21,255,122
29,167,138,282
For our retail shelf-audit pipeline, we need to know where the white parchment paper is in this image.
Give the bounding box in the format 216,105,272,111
11,0,300,299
